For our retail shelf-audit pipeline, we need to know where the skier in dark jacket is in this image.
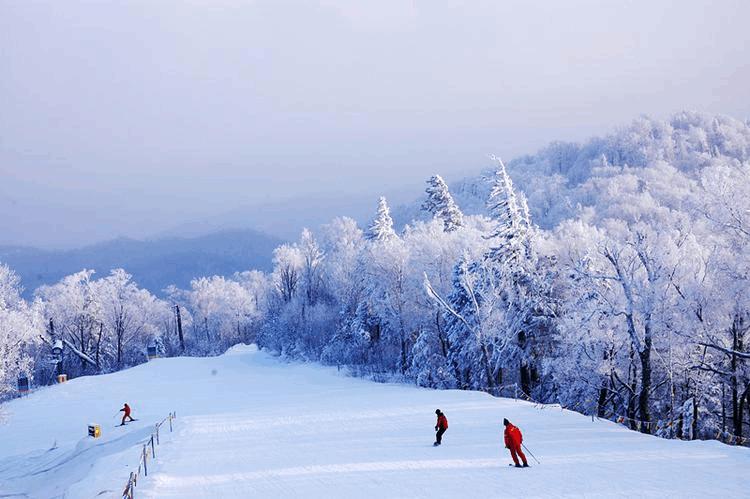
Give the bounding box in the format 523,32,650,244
503,418,529,467
119,403,135,426
434,409,448,446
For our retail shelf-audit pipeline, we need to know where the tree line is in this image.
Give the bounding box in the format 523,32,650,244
1,112,748,445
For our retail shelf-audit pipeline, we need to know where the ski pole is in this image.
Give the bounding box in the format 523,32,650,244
522,443,541,464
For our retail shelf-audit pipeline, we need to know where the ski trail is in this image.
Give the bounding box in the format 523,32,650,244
135,350,749,498
1,346,748,498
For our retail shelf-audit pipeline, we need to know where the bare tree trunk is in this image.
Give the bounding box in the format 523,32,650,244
518,330,532,396
721,383,727,437
116,330,122,366
480,342,494,391
400,335,408,374
436,312,448,357
730,317,743,438
175,305,185,352
520,362,531,397
78,325,88,371
95,323,103,370
626,351,638,430
49,319,63,376
638,335,653,434
597,384,608,418
495,366,503,388
738,383,750,439
692,396,698,439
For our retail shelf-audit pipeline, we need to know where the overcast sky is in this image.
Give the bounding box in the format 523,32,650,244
2,0,749,248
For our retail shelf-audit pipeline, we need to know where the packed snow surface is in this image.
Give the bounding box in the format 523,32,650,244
1,345,747,498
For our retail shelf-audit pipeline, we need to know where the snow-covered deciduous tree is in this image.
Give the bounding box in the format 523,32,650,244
96,269,169,368
321,302,372,368
554,209,699,433
186,275,257,353
298,229,326,306
35,269,171,376
271,244,304,304
232,270,271,344
258,229,338,359
37,270,103,375
320,217,364,308
693,161,750,440
0,264,40,399
425,254,500,391
409,324,457,389
362,236,414,373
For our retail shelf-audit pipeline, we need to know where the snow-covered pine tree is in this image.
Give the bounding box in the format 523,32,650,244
366,197,397,242
483,157,555,397
422,175,464,232
485,157,530,268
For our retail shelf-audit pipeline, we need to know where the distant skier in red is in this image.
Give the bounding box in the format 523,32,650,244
119,403,135,426
503,418,529,467
434,409,448,446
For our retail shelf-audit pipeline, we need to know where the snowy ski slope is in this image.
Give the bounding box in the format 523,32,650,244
0,344,748,498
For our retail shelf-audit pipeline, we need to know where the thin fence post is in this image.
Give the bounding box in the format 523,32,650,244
123,411,174,495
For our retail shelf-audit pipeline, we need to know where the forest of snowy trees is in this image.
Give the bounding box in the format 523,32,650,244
1,112,749,445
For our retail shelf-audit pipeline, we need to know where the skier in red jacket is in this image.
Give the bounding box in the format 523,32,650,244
434,409,448,446
503,418,529,467
119,403,135,426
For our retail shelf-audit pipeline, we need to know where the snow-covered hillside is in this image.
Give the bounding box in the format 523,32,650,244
0,346,747,498
394,112,750,230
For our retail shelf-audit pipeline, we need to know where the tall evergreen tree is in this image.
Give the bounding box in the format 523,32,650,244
366,196,397,242
485,157,530,268
422,174,464,232
483,157,553,397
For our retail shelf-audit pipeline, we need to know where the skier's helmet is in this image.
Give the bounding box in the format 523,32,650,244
435,409,441,415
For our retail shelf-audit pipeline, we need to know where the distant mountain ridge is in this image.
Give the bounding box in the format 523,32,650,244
155,189,418,242
0,229,283,298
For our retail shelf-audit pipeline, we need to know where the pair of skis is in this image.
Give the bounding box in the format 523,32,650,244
432,440,539,468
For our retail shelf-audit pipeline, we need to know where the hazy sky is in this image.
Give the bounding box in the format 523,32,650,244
2,0,749,248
